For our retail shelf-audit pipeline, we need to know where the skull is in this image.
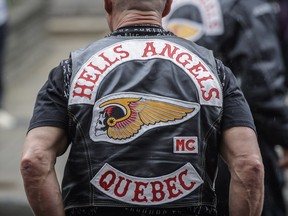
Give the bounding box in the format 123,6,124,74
95,111,108,136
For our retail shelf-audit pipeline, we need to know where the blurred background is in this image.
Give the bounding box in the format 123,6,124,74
0,0,108,215
0,1,288,216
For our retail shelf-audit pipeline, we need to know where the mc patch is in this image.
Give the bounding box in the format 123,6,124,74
174,137,199,154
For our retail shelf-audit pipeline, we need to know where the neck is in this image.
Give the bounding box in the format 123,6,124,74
112,10,162,31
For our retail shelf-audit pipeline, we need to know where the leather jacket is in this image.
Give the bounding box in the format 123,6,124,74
62,35,224,211
164,0,288,148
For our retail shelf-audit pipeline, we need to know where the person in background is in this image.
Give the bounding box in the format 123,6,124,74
0,0,16,129
279,0,288,87
164,0,288,215
20,0,264,216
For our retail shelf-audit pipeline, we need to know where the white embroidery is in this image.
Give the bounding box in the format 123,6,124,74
91,163,204,205
69,39,223,107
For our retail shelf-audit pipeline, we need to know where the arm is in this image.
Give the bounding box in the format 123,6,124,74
20,127,69,216
220,126,264,216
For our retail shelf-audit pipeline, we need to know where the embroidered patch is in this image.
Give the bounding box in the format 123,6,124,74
173,137,198,154
90,93,200,144
91,163,204,205
69,39,223,107
253,2,276,16
163,0,224,41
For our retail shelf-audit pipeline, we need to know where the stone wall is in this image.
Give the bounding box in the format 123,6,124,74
5,0,48,81
4,0,107,81
48,0,104,16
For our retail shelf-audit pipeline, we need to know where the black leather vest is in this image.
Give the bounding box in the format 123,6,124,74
62,35,223,211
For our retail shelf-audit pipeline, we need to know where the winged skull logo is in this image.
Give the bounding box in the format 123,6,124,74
163,3,204,41
91,93,200,143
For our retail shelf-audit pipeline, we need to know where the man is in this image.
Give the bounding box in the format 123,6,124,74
279,0,288,86
20,0,264,215
163,0,288,215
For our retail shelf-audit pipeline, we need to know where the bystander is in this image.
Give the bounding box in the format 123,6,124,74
164,0,288,215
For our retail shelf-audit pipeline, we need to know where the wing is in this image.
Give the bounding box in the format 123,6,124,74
107,112,143,140
135,99,195,125
101,98,143,140
105,98,196,140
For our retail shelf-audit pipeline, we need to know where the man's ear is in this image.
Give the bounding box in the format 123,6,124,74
104,0,113,14
162,0,172,17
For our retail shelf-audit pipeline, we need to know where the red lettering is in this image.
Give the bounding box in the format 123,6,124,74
93,164,203,205
176,52,193,68
178,169,196,190
142,42,157,57
186,140,196,151
176,139,196,152
202,88,220,101
99,52,119,66
150,181,165,202
159,43,179,58
132,181,149,203
73,70,98,99
113,45,130,60
164,176,183,199
196,75,213,89
209,21,221,29
87,61,109,74
207,3,215,11
72,68,101,99
176,140,185,151
187,61,220,102
87,51,119,74
114,176,132,198
187,61,207,77
72,82,94,99
78,68,98,83
99,170,116,191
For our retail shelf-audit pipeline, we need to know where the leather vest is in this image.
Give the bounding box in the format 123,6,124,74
62,35,223,211
164,0,288,148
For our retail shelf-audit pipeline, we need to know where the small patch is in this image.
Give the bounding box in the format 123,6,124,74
174,137,198,154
